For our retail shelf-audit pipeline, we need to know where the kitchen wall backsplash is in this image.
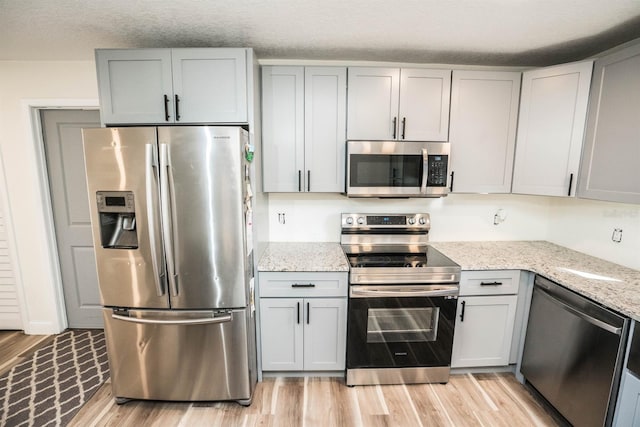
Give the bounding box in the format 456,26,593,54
268,193,551,243
548,198,640,270
268,193,640,271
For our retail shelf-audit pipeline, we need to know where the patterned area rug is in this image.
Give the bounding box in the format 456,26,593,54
0,329,109,427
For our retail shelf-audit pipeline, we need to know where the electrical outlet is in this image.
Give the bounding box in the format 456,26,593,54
612,228,623,243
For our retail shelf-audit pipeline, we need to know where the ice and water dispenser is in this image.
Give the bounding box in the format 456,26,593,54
96,191,138,249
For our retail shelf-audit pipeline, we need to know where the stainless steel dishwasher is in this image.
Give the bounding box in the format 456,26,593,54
521,275,629,427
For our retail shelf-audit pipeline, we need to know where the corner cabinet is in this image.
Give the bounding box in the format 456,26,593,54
511,61,593,197
258,272,347,372
346,67,451,141
96,48,249,125
262,66,346,192
449,70,521,193
578,42,640,204
451,270,520,368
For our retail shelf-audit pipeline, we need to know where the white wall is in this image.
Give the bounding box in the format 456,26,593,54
548,197,640,270
0,60,98,333
268,193,552,242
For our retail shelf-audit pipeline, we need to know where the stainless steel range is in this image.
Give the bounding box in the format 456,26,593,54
341,213,461,386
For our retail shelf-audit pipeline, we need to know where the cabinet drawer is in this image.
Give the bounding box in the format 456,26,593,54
459,270,520,296
259,272,348,298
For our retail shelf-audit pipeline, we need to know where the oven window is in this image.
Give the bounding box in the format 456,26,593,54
350,154,422,187
366,307,439,343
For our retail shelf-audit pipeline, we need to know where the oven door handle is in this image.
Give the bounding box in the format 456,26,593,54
349,285,458,298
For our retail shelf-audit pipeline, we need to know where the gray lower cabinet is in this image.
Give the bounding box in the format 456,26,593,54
258,272,347,372
614,372,640,426
451,270,520,368
578,41,640,204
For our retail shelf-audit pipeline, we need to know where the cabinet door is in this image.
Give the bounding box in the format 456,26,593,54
262,66,305,192
615,371,640,426
304,67,347,192
260,298,304,371
578,43,640,204
171,48,247,123
303,298,347,371
398,69,451,141
451,295,517,368
347,67,400,140
512,61,593,197
449,71,521,193
96,49,173,125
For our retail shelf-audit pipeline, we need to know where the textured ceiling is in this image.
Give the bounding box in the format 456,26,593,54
2,0,640,66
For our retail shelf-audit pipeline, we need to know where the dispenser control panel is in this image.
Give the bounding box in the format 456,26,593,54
96,191,135,213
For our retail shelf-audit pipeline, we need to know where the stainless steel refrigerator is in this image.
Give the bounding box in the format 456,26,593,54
82,126,257,405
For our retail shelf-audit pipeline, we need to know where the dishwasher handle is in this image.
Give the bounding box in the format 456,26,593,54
536,286,622,335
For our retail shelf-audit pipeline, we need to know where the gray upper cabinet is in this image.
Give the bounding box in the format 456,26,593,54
512,61,593,197
449,70,521,193
96,48,248,125
262,66,346,193
347,67,451,141
578,42,640,204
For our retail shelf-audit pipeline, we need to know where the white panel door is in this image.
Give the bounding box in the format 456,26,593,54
398,68,451,141
579,42,640,204
512,61,593,197
41,109,103,328
304,67,347,192
303,298,347,371
260,298,304,371
451,295,518,368
449,70,521,193
347,67,400,140
172,48,247,123
96,49,173,125
262,66,305,192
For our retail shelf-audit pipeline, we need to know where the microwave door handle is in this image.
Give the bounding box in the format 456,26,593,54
421,148,428,194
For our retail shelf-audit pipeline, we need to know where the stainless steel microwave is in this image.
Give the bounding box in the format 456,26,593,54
346,141,450,198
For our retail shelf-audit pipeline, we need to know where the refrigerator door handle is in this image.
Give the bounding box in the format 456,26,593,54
111,313,233,325
145,143,165,297
160,143,179,297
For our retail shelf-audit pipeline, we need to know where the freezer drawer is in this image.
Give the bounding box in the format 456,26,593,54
103,308,255,402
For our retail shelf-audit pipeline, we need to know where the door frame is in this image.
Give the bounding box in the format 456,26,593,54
21,99,99,334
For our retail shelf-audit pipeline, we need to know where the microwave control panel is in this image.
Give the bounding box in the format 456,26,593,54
427,155,448,187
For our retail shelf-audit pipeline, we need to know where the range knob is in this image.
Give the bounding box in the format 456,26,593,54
418,217,426,225
408,217,416,225
346,217,354,225
357,217,365,225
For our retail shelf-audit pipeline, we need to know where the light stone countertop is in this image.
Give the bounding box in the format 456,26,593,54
257,242,349,272
430,241,640,321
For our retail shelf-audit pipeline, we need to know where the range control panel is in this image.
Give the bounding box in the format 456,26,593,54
341,213,431,229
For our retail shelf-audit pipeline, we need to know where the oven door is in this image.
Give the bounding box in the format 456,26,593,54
346,140,449,197
347,285,457,369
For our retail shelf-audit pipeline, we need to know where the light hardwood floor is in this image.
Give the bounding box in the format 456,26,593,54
1,331,562,426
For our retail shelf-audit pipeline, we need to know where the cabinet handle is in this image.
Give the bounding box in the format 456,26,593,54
401,117,406,139
307,302,310,324
298,170,302,192
174,94,181,121
291,283,315,288
449,171,455,192
480,281,503,286
297,302,300,324
568,173,574,196
460,300,466,322
392,117,397,139
163,95,170,121
307,170,311,192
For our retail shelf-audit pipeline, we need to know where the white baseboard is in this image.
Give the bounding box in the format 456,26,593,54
24,321,65,335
